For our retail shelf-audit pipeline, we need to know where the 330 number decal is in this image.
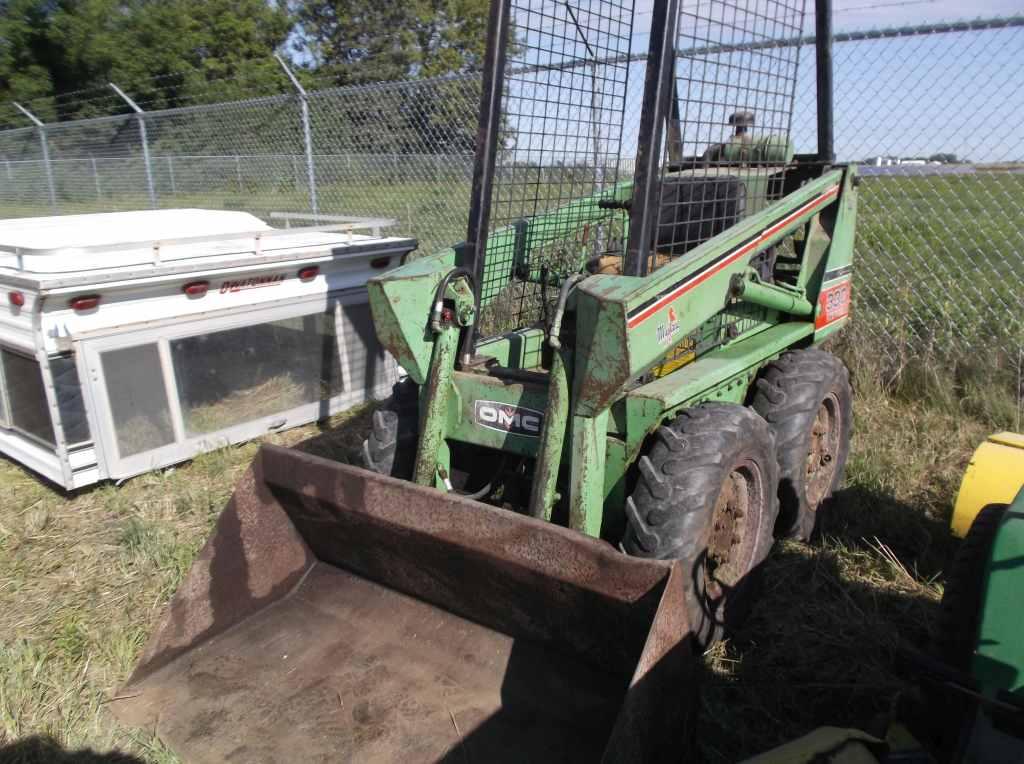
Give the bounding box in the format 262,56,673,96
816,280,852,329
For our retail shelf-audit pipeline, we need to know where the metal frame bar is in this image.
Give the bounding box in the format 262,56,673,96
275,55,319,220
815,0,835,162
0,344,11,429
268,211,393,236
462,0,513,359
625,0,681,277
12,102,57,213
156,338,187,444
109,82,157,209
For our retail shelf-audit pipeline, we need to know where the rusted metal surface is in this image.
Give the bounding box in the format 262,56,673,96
412,323,457,486
528,347,569,520
705,459,767,604
806,392,841,509
115,445,697,762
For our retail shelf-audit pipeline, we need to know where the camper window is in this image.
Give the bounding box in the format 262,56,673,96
1,349,56,448
101,344,175,458
170,310,344,438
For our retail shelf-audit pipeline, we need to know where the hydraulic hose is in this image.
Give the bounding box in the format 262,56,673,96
430,267,475,335
548,274,586,349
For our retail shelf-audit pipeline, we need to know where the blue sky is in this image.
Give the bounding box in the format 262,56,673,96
802,2,1024,161
290,0,1022,164
823,1,1021,30
535,0,1024,163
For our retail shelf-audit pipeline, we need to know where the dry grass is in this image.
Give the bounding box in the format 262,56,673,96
0,406,372,763
181,374,311,436
0,349,1016,762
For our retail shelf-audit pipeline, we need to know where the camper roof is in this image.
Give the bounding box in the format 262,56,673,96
0,209,412,286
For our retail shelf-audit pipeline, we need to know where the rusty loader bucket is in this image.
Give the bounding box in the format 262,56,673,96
113,445,697,762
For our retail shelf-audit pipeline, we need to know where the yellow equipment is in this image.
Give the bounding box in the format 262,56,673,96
951,431,1024,537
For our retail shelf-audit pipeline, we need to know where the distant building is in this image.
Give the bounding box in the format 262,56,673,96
866,155,951,166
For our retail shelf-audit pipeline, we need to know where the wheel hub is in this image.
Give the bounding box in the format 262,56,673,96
705,461,763,595
805,392,842,510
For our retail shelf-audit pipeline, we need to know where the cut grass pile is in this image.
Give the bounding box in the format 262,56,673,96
0,348,1018,762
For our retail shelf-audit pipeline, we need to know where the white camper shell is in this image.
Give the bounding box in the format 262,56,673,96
0,209,414,490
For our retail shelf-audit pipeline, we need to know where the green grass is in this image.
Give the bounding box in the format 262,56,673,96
0,178,471,255
853,172,1024,357
0,348,1018,761
4,170,1020,355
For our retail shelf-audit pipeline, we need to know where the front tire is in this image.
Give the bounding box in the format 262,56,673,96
751,348,852,541
621,403,780,647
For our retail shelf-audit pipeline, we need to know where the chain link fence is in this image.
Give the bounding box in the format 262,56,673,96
0,16,1021,370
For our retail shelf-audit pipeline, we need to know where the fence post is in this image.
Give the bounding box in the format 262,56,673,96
109,82,157,209
12,102,57,213
90,155,102,198
276,54,319,221
167,156,176,194
235,155,243,191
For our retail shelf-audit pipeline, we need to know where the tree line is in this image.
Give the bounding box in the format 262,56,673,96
0,0,489,122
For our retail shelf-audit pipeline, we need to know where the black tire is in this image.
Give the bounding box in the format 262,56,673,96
359,379,419,479
751,348,852,541
936,503,1007,671
930,504,1007,760
621,403,780,647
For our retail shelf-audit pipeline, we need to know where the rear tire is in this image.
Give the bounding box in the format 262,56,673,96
621,403,780,647
936,504,1007,671
930,504,1007,760
751,348,852,541
360,379,419,479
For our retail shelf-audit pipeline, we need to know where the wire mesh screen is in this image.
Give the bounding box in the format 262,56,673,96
647,0,806,270
0,16,1021,370
475,0,636,339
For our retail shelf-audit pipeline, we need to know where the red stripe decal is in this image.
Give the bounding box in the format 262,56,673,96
626,185,840,329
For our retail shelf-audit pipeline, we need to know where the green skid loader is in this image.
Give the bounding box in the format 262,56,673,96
116,0,858,760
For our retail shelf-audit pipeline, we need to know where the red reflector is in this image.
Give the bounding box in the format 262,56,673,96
370,257,391,269
8,291,24,307
69,295,100,312
183,280,209,297
298,266,319,281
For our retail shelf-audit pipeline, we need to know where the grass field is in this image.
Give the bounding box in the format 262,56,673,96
0,340,1019,762
2,169,1020,352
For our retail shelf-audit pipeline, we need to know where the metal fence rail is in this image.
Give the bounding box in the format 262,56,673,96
0,16,1021,368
